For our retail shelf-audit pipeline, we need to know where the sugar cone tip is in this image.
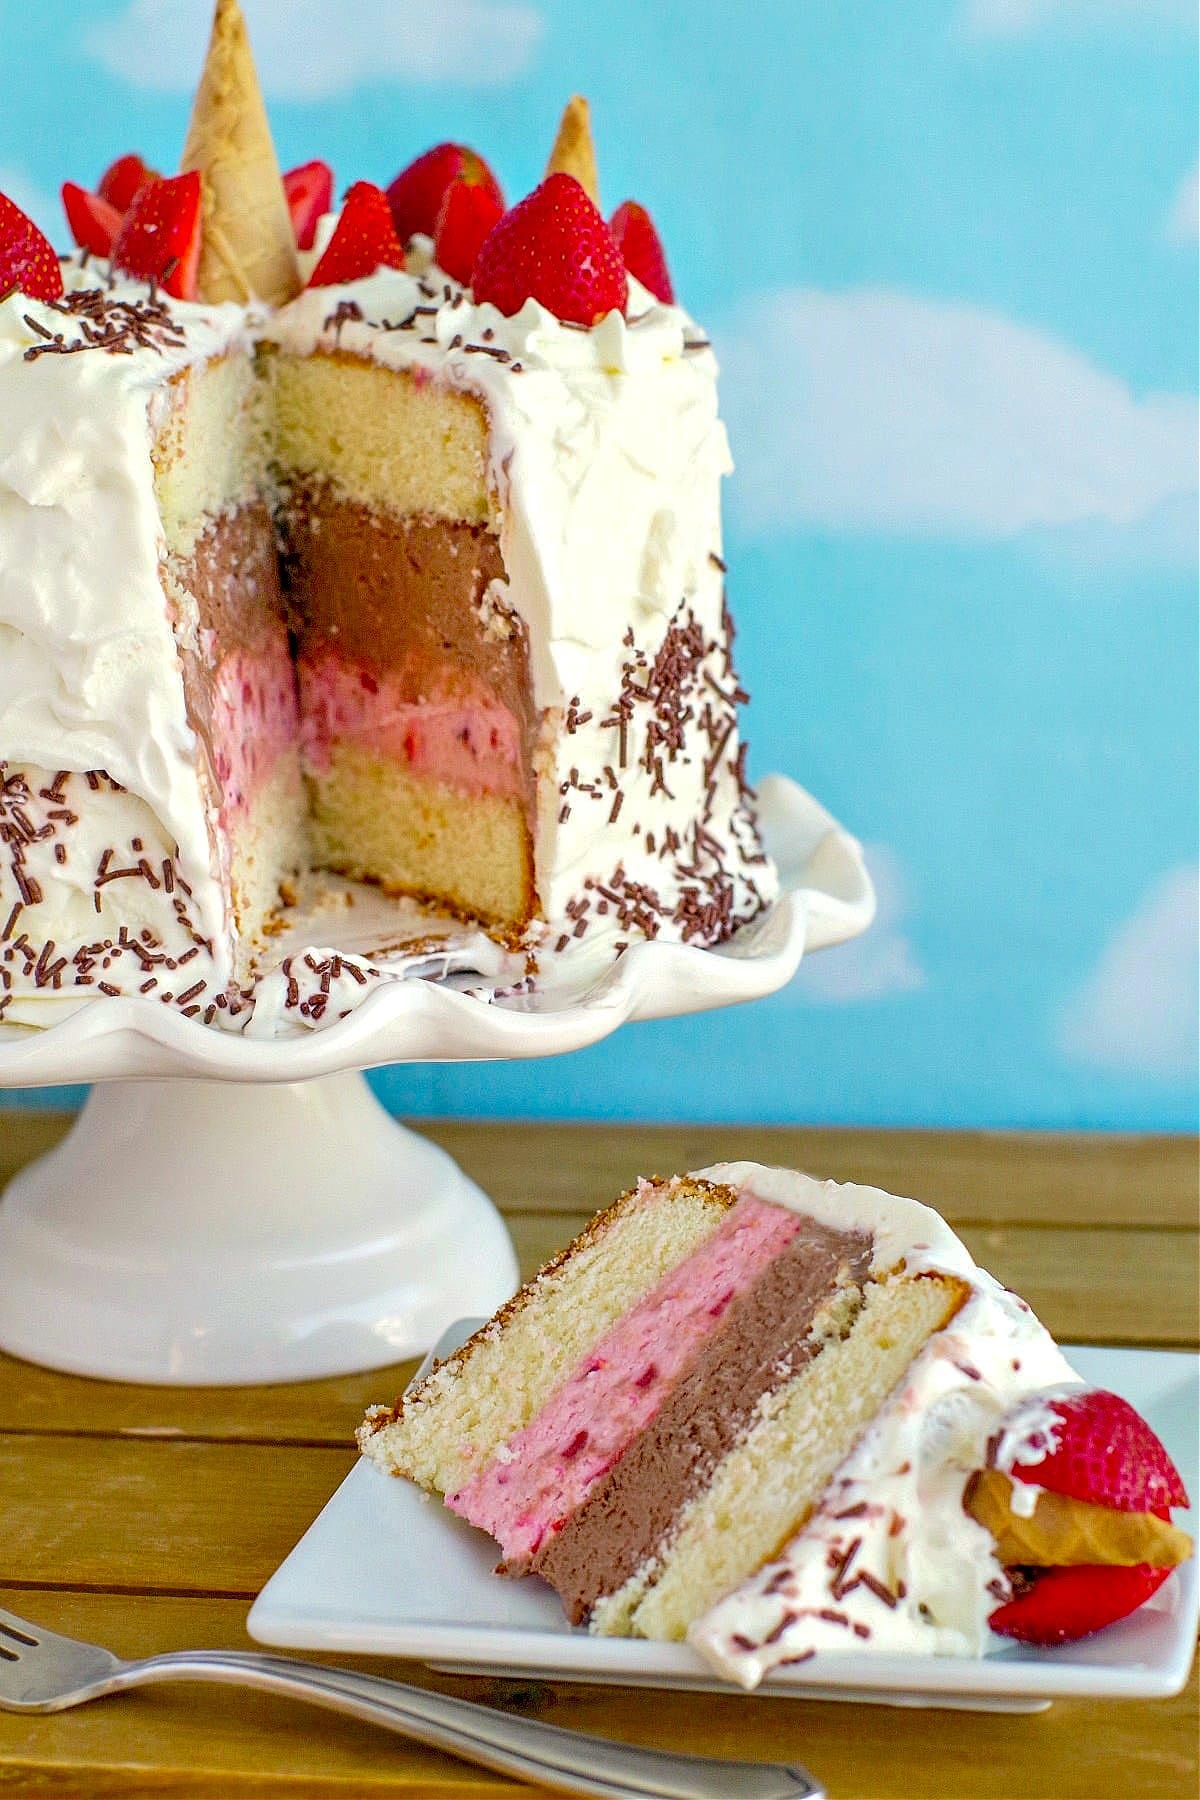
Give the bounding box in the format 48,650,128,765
180,0,300,306
545,95,599,208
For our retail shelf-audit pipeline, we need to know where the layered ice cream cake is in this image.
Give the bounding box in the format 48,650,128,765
360,1162,1192,1687
0,1,774,1035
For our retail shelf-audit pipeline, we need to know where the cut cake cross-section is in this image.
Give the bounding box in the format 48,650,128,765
361,1162,1089,1670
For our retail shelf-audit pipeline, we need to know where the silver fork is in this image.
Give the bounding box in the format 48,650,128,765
0,1605,823,1800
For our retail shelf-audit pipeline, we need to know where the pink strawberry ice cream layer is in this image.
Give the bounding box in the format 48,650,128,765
447,1195,805,1566
298,650,526,803
209,640,301,828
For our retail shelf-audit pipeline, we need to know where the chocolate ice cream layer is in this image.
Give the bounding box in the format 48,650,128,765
532,1218,873,1625
181,500,288,653
172,501,293,791
279,485,537,779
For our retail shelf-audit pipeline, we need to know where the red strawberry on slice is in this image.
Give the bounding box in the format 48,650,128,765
386,143,503,246
0,191,64,302
283,160,334,252
61,183,124,259
989,1563,1172,1646
472,173,627,327
112,172,202,301
434,177,504,286
610,200,674,305
1008,1390,1188,1515
307,181,405,288
98,153,160,214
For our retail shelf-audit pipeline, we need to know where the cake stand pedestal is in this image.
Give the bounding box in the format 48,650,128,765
0,1073,514,1384
0,775,874,1386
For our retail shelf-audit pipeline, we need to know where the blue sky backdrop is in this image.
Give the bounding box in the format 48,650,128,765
1,0,1196,1128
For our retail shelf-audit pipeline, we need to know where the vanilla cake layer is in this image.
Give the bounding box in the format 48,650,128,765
269,349,495,527
309,749,531,930
153,350,271,557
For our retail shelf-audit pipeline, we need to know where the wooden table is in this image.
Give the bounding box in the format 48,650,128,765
0,1115,1195,1798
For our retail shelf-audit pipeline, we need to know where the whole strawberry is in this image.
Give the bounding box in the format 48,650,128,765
610,200,674,305
434,177,504,286
307,181,405,288
387,144,503,245
112,172,202,300
472,174,627,327
283,160,334,252
0,191,64,302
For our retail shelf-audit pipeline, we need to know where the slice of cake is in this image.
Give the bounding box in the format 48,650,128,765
0,0,777,1033
359,1162,1192,1683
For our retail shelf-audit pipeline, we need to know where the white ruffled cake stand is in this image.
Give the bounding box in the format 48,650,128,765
0,775,873,1385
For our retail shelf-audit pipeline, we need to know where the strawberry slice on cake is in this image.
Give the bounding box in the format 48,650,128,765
283,159,333,251
611,200,674,304
111,173,203,299
0,193,63,301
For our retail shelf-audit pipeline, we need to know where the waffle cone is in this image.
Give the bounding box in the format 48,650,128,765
545,95,599,207
180,0,300,305
966,1471,1192,1569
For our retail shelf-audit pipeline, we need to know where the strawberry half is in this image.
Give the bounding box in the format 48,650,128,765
61,182,124,259
98,153,160,214
306,181,405,288
1007,1390,1188,1515
386,143,503,245
610,199,674,305
989,1563,1172,1646
112,172,202,300
0,191,64,302
283,160,334,252
472,174,627,327
434,177,504,286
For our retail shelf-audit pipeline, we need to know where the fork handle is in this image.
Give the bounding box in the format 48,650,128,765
110,1650,822,1799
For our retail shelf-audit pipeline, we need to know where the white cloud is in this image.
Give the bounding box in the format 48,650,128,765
0,167,59,239
960,0,1195,37
1166,165,1199,246
1058,865,1199,1079
785,845,925,1006
87,0,542,98
716,287,1198,559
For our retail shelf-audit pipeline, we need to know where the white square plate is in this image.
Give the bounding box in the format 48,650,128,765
249,1337,1198,1712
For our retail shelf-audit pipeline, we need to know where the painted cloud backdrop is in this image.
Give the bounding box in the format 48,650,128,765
0,0,1195,1128
718,289,1196,549
86,0,544,97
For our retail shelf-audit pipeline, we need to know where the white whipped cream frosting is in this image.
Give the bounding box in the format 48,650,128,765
0,248,773,1031
0,269,260,1021
686,1165,1082,1687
